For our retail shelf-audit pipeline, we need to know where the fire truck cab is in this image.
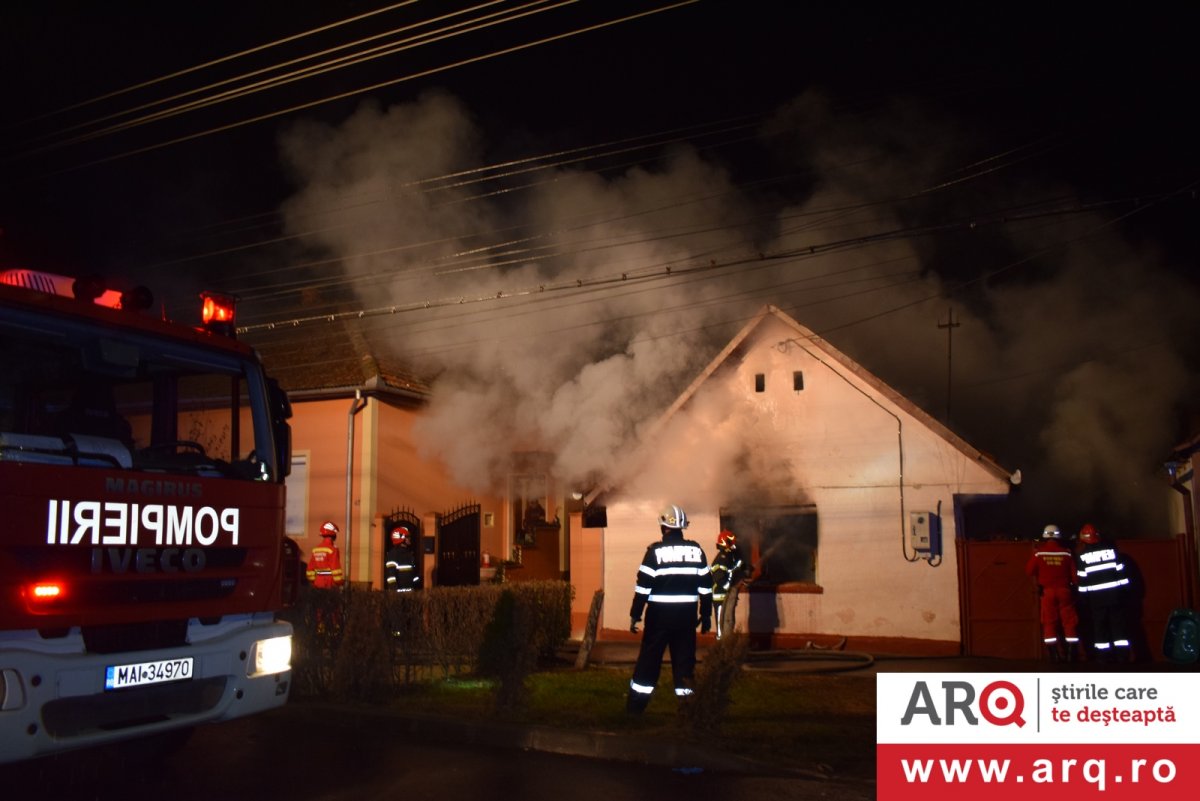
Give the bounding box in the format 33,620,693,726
0,269,299,764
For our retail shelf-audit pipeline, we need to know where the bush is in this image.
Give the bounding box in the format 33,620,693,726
330,591,393,702
283,587,346,697
383,590,425,686
286,580,574,699
506,580,574,663
422,585,502,678
678,632,749,734
478,590,538,711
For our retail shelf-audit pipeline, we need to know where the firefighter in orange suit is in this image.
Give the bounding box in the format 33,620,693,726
1025,524,1080,661
306,521,345,589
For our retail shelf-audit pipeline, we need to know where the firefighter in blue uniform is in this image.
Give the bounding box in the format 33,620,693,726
1075,523,1132,662
385,525,421,592
626,504,712,714
711,529,750,640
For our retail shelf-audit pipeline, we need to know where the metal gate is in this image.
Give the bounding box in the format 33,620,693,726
959,536,1190,661
436,503,480,587
957,540,1040,659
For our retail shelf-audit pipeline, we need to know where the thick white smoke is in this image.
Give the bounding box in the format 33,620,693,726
275,89,1199,534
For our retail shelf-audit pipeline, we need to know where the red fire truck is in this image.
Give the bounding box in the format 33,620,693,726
0,269,300,764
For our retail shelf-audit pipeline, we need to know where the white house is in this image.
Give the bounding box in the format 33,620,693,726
582,305,1016,650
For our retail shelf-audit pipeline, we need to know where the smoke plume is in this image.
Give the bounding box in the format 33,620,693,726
275,89,1199,536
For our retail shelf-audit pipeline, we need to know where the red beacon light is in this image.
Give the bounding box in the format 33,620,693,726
200,291,238,337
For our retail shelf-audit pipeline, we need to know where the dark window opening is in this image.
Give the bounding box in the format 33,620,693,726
582,504,607,528
793,371,804,391
720,506,818,585
754,373,765,393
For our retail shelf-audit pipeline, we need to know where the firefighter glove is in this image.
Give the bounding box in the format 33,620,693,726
700,618,711,634
630,618,640,634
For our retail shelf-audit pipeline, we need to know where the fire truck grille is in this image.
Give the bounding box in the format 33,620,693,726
89,576,240,604
12,545,248,625
41,676,228,738
83,619,189,653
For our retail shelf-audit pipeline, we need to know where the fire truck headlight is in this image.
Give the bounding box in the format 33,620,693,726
249,635,292,677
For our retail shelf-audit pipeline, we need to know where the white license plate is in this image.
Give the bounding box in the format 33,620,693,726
104,657,194,690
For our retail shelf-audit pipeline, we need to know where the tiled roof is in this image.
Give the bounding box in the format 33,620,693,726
245,318,430,398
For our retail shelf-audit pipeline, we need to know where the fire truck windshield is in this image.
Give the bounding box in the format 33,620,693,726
0,307,278,481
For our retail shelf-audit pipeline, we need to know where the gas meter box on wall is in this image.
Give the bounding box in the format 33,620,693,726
909,511,942,555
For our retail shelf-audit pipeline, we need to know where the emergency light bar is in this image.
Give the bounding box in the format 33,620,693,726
1,269,152,311
1,268,242,338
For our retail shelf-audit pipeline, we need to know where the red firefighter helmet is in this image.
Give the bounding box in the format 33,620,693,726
1079,523,1099,544
391,526,411,547
320,520,339,539
717,529,736,550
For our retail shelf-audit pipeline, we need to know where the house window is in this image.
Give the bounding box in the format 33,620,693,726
754,373,765,392
720,506,818,586
284,451,309,537
793,371,804,391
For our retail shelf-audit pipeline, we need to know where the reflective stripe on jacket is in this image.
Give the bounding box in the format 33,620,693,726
1026,540,1075,589
630,531,712,622
1076,544,1129,594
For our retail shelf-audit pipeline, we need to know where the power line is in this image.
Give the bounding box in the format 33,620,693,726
238,188,1182,337
15,1,572,156
6,0,425,128
223,133,1098,311
13,1,701,175
243,176,1194,389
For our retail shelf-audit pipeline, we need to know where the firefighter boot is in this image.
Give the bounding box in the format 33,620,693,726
626,690,649,715
1043,642,1061,663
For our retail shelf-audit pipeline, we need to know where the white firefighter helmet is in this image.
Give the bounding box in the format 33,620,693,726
658,504,689,530
1041,524,1062,539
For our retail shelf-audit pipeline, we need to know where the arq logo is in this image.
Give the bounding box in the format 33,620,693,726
900,680,1025,727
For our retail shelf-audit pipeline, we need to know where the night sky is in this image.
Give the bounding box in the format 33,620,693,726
3,2,1199,535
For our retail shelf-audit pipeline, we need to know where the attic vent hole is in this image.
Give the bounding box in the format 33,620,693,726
754,373,765,393
793,371,804,391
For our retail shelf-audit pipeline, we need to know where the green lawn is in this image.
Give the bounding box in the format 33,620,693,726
387,663,878,778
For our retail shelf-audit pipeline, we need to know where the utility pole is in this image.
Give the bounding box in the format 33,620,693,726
938,308,960,423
